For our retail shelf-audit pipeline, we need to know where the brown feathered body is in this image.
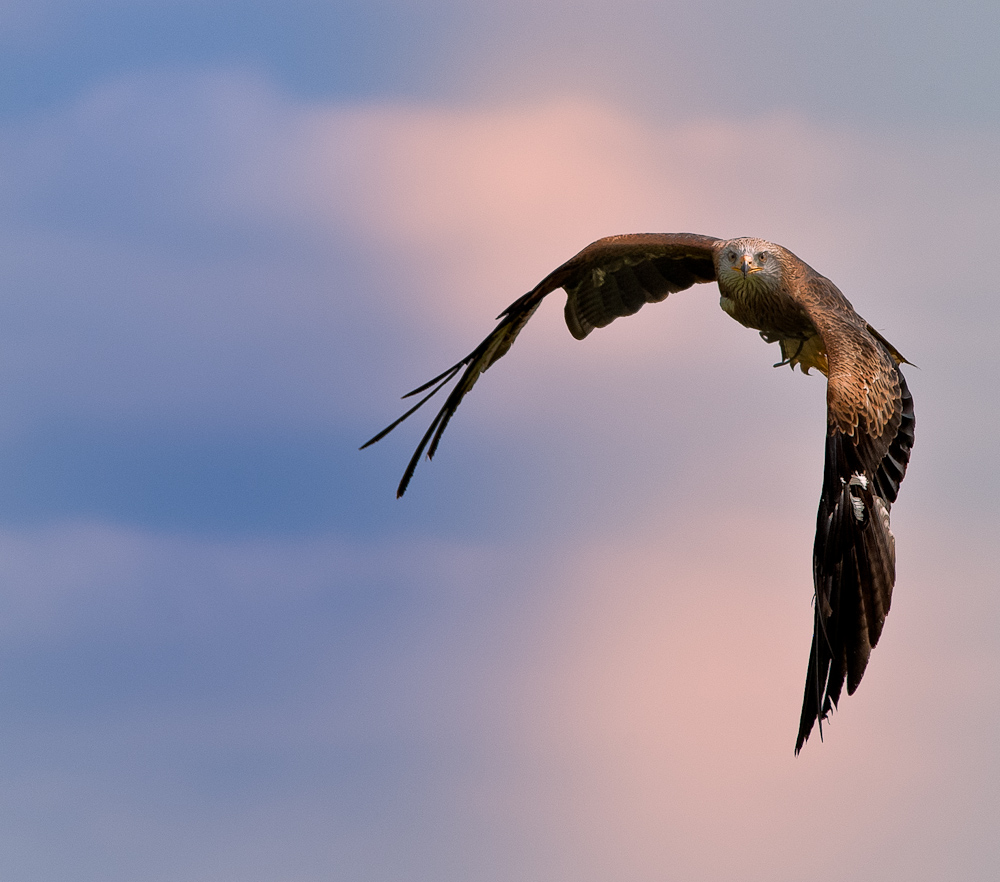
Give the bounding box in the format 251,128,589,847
363,233,914,753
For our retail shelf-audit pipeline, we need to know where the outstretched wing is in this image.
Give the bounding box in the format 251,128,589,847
793,274,915,753
361,233,720,497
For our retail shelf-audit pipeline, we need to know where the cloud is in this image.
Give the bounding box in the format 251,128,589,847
0,70,993,534
266,100,858,312
0,501,995,881
0,4,995,876
0,75,996,879
1,72,995,439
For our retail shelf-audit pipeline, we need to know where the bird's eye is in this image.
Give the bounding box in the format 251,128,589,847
758,251,770,262
726,250,737,261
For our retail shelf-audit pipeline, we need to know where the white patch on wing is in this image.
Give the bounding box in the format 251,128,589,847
848,473,868,523
851,495,865,522
874,497,894,542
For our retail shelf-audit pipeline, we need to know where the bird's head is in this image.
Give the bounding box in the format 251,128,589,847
716,237,784,291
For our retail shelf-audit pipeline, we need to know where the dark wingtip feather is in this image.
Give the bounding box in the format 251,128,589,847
360,363,466,451
365,286,551,497
400,359,468,399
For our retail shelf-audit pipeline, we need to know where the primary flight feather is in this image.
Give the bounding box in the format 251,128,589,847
362,233,914,752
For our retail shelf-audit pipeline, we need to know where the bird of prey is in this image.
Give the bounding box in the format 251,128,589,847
362,233,914,752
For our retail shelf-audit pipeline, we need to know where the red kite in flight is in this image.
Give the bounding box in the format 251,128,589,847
363,233,914,752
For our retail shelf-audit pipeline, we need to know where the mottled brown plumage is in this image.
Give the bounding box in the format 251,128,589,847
362,233,914,752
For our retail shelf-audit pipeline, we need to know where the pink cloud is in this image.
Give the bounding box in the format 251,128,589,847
448,508,993,881
6,76,985,444
276,101,866,330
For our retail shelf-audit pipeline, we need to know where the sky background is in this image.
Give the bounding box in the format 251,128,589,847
1,2,998,880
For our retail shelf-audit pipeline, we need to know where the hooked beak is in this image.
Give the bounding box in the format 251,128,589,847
739,254,752,278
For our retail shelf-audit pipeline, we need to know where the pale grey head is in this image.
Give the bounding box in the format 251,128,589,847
715,237,785,293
